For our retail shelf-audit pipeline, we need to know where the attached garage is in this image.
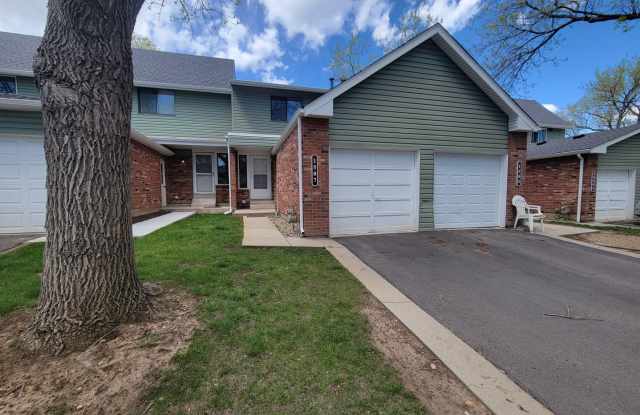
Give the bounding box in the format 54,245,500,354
434,153,507,229
595,169,636,222
0,136,46,234
329,148,418,236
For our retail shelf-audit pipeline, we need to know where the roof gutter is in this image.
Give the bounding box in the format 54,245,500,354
576,154,584,223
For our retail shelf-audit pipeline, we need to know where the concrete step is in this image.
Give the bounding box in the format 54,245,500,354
233,208,275,217
249,199,275,209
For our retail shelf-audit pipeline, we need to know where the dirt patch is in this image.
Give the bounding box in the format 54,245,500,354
361,293,491,415
0,288,199,415
270,214,298,237
570,231,640,252
133,210,171,224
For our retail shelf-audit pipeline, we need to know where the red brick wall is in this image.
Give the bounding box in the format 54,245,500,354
131,140,163,217
275,126,299,217
525,154,597,220
216,185,229,204
301,118,330,236
166,149,193,205
506,132,528,226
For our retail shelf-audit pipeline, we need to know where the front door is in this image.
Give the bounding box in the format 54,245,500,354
194,154,215,194
249,156,271,199
160,159,167,207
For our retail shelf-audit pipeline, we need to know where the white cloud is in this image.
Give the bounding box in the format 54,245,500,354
0,0,47,36
543,103,559,113
259,0,353,48
135,3,289,81
354,0,399,47
416,0,481,33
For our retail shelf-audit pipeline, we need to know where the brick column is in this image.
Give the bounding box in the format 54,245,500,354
301,117,330,236
506,131,528,226
229,149,238,210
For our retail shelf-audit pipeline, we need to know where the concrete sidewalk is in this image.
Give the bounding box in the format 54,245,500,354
540,223,597,237
133,211,195,237
242,217,337,247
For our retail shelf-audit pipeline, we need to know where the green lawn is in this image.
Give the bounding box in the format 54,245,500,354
0,214,425,414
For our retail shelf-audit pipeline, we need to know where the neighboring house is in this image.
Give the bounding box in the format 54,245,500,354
515,99,573,144
1,24,548,237
526,124,640,222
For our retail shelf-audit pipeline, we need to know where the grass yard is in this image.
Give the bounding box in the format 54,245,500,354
0,214,425,414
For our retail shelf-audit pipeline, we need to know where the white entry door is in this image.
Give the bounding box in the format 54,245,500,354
329,149,418,236
0,136,47,234
595,169,635,221
194,154,215,194
249,156,271,199
434,153,506,229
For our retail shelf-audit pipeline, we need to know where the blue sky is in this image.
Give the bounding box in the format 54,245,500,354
1,0,638,113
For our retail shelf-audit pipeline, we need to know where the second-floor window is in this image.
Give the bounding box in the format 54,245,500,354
532,129,547,145
271,97,303,122
138,88,175,115
0,76,17,94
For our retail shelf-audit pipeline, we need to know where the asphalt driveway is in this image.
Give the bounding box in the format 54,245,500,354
339,230,640,415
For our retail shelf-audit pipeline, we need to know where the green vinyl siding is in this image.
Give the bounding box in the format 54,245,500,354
0,110,43,135
231,86,320,136
329,40,509,230
131,88,231,140
547,128,566,141
598,134,640,215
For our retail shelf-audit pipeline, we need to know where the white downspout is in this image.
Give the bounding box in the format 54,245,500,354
297,116,305,235
224,136,233,215
576,154,584,223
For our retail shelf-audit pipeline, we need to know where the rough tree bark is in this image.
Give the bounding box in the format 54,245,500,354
28,0,149,354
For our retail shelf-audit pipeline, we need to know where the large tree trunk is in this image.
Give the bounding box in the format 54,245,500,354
28,0,148,354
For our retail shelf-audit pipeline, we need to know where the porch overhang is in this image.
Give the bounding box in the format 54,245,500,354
226,132,280,152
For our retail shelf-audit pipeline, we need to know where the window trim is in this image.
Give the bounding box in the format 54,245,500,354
0,75,18,95
270,96,304,122
137,88,176,116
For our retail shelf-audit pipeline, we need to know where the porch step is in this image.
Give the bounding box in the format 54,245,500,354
191,195,217,209
248,200,275,209
233,208,275,217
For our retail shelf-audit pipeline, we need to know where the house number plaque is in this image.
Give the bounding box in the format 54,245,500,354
311,155,319,187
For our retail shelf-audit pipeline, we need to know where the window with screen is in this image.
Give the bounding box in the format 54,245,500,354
271,97,303,121
532,129,547,145
138,88,175,115
0,76,17,94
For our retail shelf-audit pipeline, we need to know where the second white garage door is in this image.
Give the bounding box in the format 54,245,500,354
595,169,635,222
330,149,418,236
434,153,506,229
0,136,47,234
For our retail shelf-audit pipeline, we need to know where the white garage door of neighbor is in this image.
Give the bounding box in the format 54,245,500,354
434,153,506,229
0,137,46,234
595,169,635,222
330,149,418,236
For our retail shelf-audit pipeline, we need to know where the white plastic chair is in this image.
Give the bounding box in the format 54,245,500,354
512,195,544,233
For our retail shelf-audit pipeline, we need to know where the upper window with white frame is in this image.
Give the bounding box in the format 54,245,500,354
0,76,17,94
271,96,303,122
138,88,175,115
532,129,547,145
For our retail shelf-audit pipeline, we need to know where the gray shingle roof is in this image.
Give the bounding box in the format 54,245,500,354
515,99,572,129
528,124,640,160
0,31,235,92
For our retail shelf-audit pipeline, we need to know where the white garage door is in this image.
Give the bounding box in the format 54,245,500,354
330,149,418,236
434,153,505,229
0,137,46,234
595,169,635,222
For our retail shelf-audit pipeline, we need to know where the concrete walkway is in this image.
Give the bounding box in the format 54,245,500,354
242,217,337,247
133,211,195,237
241,216,550,415
540,223,598,237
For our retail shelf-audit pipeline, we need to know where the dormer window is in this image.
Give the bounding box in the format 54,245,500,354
532,129,547,145
0,76,17,94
